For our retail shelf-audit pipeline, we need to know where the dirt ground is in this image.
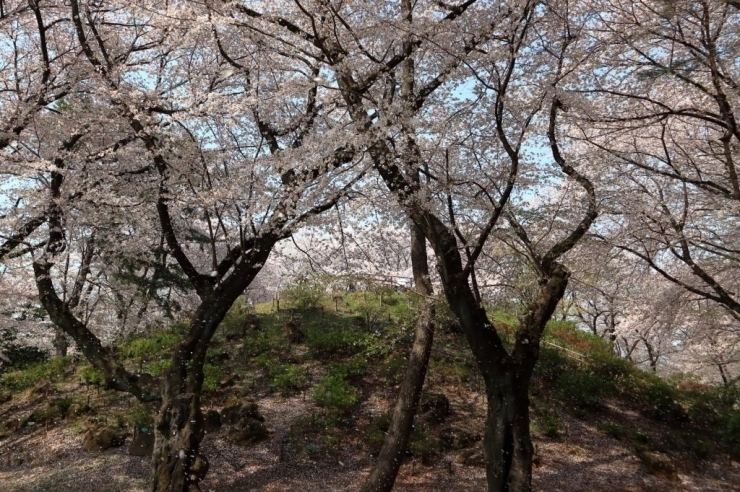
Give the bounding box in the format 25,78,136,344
1,390,738,492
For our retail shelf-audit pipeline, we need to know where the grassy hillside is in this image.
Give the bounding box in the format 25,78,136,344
0,285,738,490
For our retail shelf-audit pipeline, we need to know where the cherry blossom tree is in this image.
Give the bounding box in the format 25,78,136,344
584,0,740,317
1,1,364,489
230,1,602,490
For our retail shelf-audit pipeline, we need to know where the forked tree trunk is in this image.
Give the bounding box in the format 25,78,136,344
482,369,534,492
152,389,205,492
360,221,434,492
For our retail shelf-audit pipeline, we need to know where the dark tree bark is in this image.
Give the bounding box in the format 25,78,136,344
360,221,435,492
360,1,437,488
149,237,274,491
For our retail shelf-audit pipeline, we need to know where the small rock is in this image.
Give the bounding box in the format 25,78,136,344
220,402,264,425
455,448,485,467
67,403,91,417
419,393,450,425
637,450,680,482
190,454,209,480
209,350,231,363
204,410,222,433
128,428,155,457
439,427,481,451
219,375,237,388
224,417,269,447
31,378,53,396
4,418,21,432
83,427,126,452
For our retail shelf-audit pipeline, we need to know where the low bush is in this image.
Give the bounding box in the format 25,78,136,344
0,356,71,391
283,277,325,311
313,375,359,412
306,327,369,358
121,330,180,360
554,370,607,411
270,364,309,395
327,357,367,381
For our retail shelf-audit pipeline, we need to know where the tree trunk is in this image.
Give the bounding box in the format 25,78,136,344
361,305,434,492
360,219,435,492
151,386,205,492
482,370,534,492
53,328,68,357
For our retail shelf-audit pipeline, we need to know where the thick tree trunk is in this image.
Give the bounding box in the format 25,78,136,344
151,387,205,492
483,370,534,492
361,220,435,492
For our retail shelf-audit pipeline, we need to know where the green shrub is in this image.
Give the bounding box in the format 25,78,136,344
202,363,222,392
327,357,367,381
534,347,572,382
591,352,632,381
244,328,287,357
533,410,561,438
408,426,438,465
545,320,611,356
725,410,740,457
597,421,626,440
122,330,179,359
631,430,651,445
79,364,105,386
364,412,392,454
306,327,369,358
629,375,687,423
270,364,309,394
283,277,325,311
220,309,246,339
0,356,71,391
380,354,407,385
313,375,359,412
143,359,172,376
554,370,606,411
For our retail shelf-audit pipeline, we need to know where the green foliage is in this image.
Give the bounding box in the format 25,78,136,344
242,320,287,357
544,320,611,357
533,346,572,382
0,329,49,371
313,375,358,412
626,373,687,423
597,421,626,440
283,276,325,311
380,354,407,385
79,364,105,386
725,411,740,457
220,309,247,339
270,364,309,395
305,326,370,358
143,359,172,376
433,298,459,333
125,402,153,429
327,357,367,381
408,425,438,464
121,330,179,360
590,352,632,381
364,412,392,454
554,370,606,411
0,356,71,391
202,364,222,392
531,399,561,438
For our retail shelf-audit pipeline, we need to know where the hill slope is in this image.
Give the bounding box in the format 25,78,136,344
0,291,738,491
